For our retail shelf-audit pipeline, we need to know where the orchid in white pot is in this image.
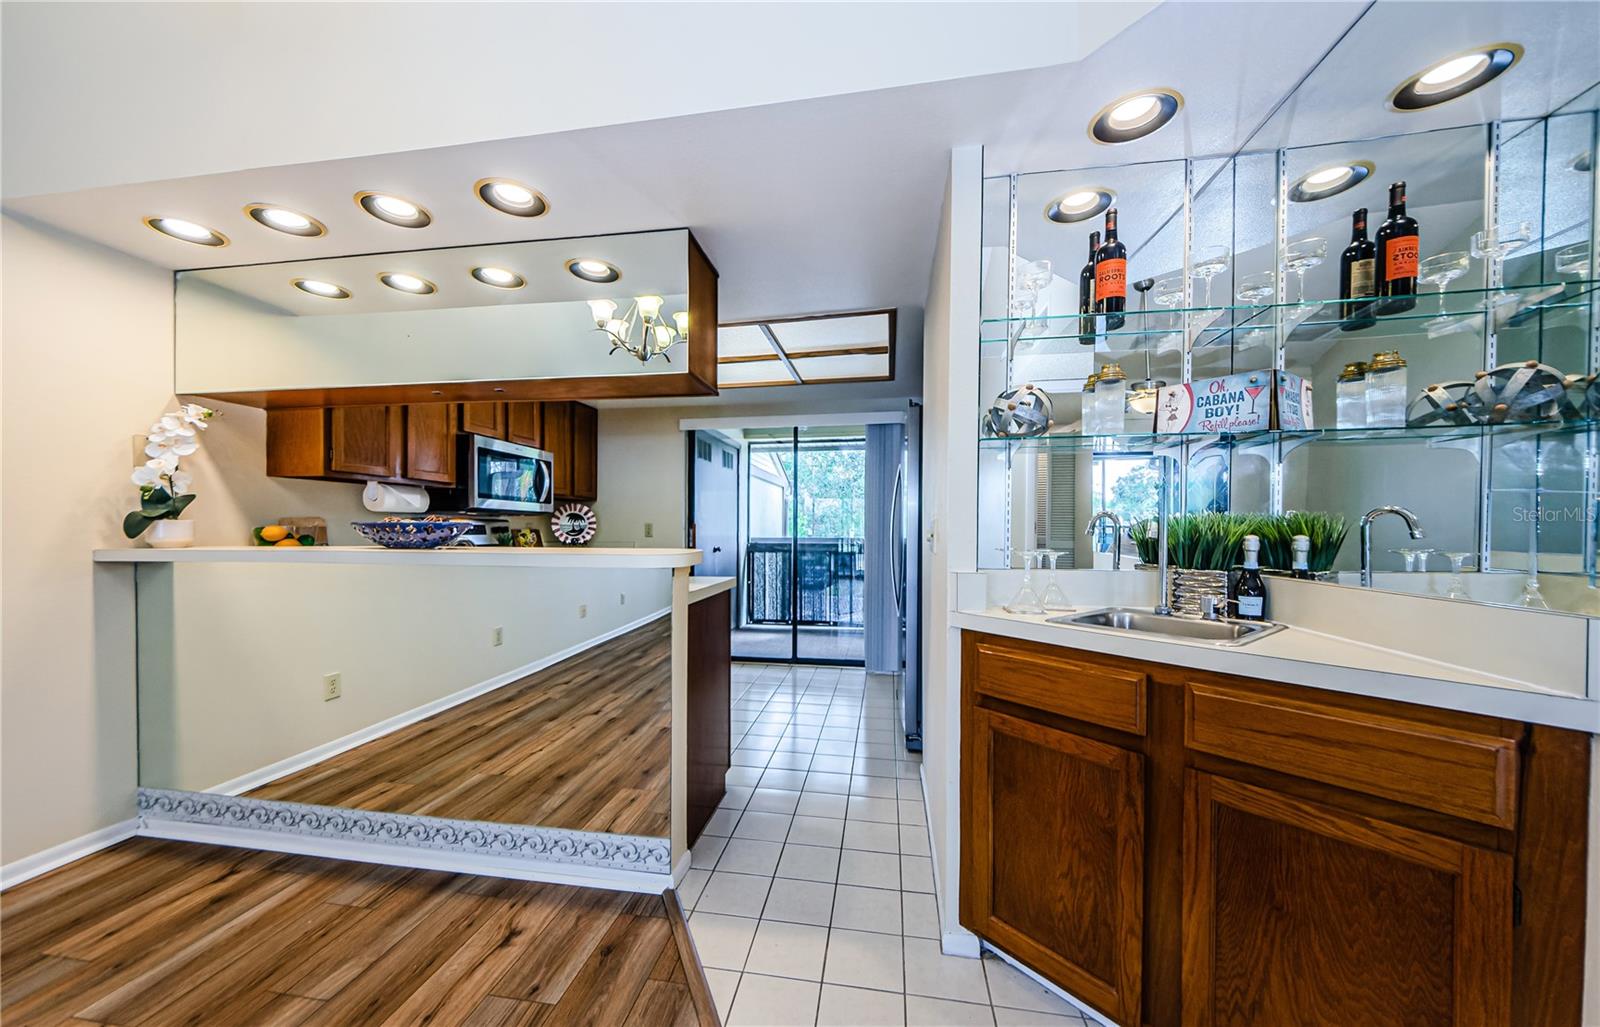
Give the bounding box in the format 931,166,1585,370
123,404,215,545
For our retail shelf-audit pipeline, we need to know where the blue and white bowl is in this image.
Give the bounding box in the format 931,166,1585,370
351,520,472,549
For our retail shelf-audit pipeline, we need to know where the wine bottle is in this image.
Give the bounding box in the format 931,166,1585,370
1339,207,1377,330
1375,182,1419,313
1078,230,1100,344
1094,209,1128,331
1290,535,1313,579
1232,534,1266,620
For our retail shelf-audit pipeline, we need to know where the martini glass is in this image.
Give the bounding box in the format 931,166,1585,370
1004,550,1046,615
1285,237,1328,305
1419,251,1470,334
1555,241,1592,279
1038,550,1072,611
1443,552,1474,600
1235,272,1275,305
1388,547,1423,572
1191,245,1231,309
1471,221,1534,266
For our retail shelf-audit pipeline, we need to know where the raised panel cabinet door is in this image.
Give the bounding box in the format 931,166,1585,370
329,406,402,478
963,707,1144,1025
459,401,506,439
571,402,598,500
1182,771,1513,1027
543,402,575,499
506,401,543,448
403,403,457,484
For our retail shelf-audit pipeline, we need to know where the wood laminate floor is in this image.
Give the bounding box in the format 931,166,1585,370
0,838,716,1027
248,618,671,837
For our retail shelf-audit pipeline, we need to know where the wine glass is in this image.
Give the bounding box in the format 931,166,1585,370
1004,550,1046,615
1388,547,1422,572
1235,272,1275,305
1555,242,1592,279
1443,552,1474,600
1191,246,1231,309
1471,221,1534,265
1419,251,1470,333
1285,237,1328,304
1017,260,1054,336
1038,551,1072,611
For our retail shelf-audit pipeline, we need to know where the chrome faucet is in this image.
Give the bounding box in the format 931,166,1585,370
1360,506,1424,588
1084,511,1124,570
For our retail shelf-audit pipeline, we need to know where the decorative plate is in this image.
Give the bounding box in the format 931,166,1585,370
550,504,598,545
351,520,472,549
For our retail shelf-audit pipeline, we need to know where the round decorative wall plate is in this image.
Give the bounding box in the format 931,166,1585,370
550,503,598,545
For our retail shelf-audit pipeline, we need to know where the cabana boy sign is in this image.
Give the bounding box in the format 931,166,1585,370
1153,370,1313,434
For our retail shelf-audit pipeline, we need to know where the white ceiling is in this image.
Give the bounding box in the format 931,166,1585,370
4,1,1595,409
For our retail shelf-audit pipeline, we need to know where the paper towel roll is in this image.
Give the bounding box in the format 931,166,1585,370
362,481,431,514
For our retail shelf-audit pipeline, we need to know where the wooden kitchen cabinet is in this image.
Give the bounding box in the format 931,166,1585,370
959,631,1590,1027
540,401,599,502
459,401,506,439
269,404,456,486
963,706,1144,1025
402,403,456,484
506,401,542,448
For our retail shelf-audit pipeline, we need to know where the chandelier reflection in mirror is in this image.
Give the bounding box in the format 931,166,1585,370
586,296,689,363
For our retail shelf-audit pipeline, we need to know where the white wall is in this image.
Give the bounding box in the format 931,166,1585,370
1,214,375,867
920,147,985,952
137,561,669,796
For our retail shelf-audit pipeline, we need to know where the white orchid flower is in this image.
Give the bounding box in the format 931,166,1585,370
150,452,179,474
131,456,175,487
169,437,198,456
169,470,194,494
159,413,197,438
180,404,214,428
145,438,173,459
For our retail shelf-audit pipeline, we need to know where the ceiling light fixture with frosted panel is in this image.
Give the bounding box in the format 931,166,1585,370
1089,89,1182,143
291,278,350,299
245,204,327,237
474,177,549,218
566,258,622,283
1045,187,1116,223
355,191,433,228
143,216,228,246
1390,44,1521,111
1289,161,1374,202
377,272,437,295
470,266,526,289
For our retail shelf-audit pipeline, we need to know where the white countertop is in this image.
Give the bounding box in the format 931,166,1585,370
93,545,703,570
688,576,735,603
952,607,1600,733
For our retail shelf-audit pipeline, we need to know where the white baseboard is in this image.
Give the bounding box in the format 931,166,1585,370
671,849,692,886
920,762,980,959
136,818,670,894
208,606,672,795
0,817,139,891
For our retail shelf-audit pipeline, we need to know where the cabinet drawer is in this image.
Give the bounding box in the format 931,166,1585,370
1185,682,1519,828
972,639,1146,735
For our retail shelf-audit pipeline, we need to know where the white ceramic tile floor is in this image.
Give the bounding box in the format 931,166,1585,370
685,663,1098,1027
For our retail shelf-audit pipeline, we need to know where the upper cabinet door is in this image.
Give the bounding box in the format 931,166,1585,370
404,404,457,484
571,403,598,500
460,402,506,440
329,406,402,479
506,401,543,448
1182,771,1513,1027
543,402,574,499
963,707,1144,1026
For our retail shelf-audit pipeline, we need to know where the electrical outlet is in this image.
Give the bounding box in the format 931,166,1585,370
323,672,342,701
644,522,654,538
578,604,588,619
491,626,503,647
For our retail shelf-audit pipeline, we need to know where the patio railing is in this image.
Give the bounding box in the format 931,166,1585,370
745,537,864,627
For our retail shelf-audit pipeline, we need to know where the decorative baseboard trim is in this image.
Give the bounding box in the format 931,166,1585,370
206,606,671,796
0,817,139,891
138,789,672,878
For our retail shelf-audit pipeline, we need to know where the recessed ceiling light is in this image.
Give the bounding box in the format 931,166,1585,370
1289,161,1374,202
355,191,432,228
1045,187,1116,223
143,216,228,246
245,204,326,237
292,278,350,299
1391,44,1521,111
378,272,437,295
475,177,549,218
566,258,622,283
471,266,526,289
1089,89,1182,143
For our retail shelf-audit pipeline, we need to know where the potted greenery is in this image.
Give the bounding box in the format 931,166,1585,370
123,404,214,547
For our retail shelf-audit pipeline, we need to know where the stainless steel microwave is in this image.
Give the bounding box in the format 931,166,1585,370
432,434,554,514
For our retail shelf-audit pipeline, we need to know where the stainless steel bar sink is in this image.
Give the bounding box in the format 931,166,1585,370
1045,607,1286,647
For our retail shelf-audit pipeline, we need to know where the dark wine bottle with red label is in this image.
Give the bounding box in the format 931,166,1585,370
1375,182,1418,313
1232,534,1266,621
1339,207,1377,331
1094,209,1127,331
1078,230,1099,344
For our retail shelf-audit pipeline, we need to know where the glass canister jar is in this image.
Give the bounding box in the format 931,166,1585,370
1096,363,1128,435
1336,361,1369,429
1082,371,1100,434
1366,351,1409,428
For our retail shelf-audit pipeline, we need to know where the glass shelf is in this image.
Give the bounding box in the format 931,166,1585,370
979,417,1600,453
979,278,1600,350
